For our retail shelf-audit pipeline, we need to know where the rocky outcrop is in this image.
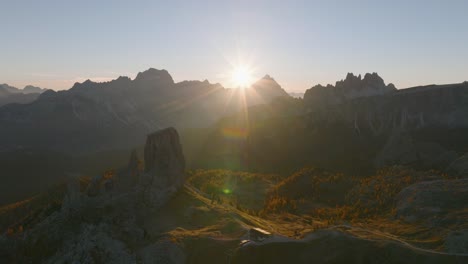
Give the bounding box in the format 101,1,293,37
395,179,468,225
396,179,468,256
144,127,185,187
31,128,188,262
59,127,186,212
141,127,186,207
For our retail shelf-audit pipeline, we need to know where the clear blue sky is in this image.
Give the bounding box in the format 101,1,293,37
1,0,467,92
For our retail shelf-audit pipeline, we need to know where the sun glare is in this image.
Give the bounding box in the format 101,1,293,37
231,66,253,88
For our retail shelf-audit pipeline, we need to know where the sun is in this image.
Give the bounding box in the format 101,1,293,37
231,66,253,88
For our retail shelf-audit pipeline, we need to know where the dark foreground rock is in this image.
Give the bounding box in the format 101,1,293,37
232,230,467,264
0,127,187,263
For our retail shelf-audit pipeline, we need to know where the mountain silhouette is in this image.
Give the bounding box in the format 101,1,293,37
0,84,47,106
0,68,290,154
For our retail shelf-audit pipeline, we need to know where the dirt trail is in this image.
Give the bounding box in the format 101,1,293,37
183,183,468,257
183,184,281,233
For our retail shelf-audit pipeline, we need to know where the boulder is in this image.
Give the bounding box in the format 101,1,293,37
395,179,468,225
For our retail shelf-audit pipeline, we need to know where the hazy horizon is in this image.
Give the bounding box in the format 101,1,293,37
1,0,467,92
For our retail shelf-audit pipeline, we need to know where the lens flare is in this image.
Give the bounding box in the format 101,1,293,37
221,127,248,140
231,66,253,88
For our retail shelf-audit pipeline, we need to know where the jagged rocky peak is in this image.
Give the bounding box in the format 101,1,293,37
134,68,174,85
261,74,274,81
335,72,363,90
114,75,132,83
70,79,97,90
335,72,396,93
251,74,289,97
144,127,185,187
304,72,396,108
253,74,279,87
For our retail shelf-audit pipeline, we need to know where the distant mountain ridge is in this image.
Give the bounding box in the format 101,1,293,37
0,84,47,107
0,68,290,154
192,72,468,175
0,84,47,95
304,72,396,108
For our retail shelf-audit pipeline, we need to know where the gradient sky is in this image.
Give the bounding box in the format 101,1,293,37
1,0,467,92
